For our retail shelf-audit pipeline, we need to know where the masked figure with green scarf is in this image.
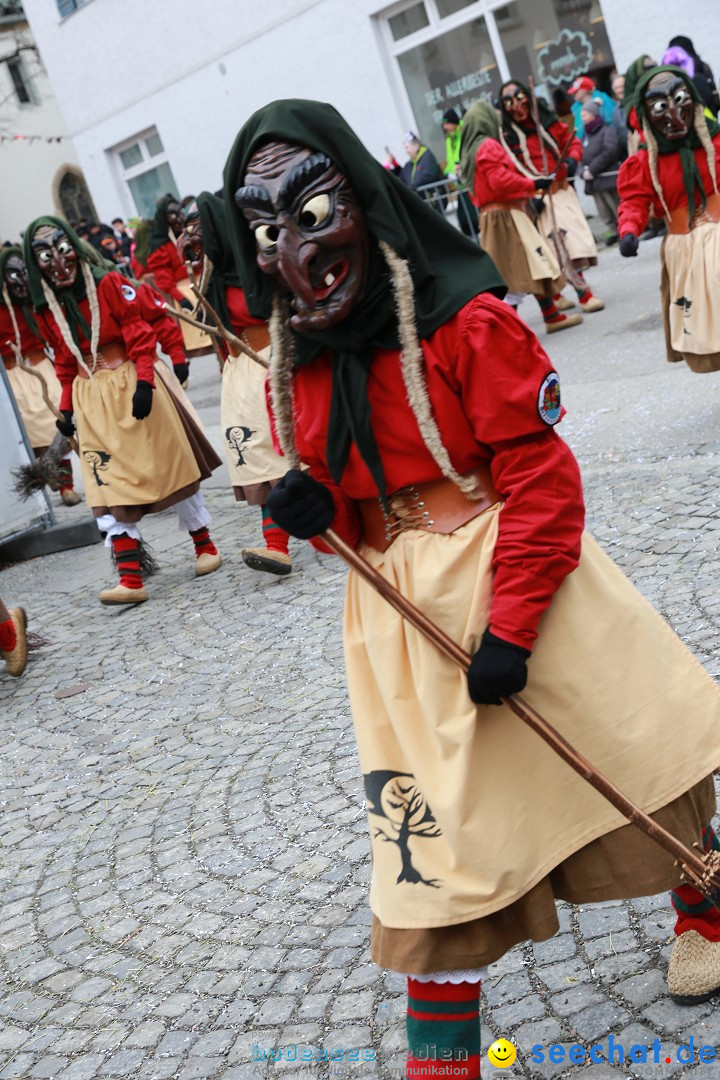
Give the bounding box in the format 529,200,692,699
23,215,223,605
224,100,720,1071
176,194,294,576
619,65,720,376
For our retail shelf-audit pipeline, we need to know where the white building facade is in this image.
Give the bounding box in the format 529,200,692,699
19,0,720,226
0,1,93,242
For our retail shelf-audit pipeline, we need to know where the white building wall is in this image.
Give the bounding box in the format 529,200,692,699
18,0,720,225
0,18,83,242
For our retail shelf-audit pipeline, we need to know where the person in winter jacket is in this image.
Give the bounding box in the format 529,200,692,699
388,133,447,213
580,101,621,243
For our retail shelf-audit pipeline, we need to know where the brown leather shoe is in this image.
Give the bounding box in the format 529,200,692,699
195,551,222,576
3,608,27,677
99,584,148,606
545,312,583,333
242,547,292,576
60,489,82,506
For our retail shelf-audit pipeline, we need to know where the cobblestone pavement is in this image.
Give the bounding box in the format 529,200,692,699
2,241,720,1079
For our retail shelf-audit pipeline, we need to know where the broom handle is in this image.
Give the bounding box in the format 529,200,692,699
322,526,709,880
16,353,79,454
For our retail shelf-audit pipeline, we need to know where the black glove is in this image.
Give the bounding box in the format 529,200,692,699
530,197,546,216
132,380,153,420
56,410,75,437
178,297,194,311
563,157,578,178
619,233,639,258
467,629,530,706
173,361,189,385
534,177,552,191
265,469,335,539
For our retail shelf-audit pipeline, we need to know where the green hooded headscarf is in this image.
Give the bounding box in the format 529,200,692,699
194,191,241,335
148,193,179,256
635,65,720,223
222,99,504,502
23,215,110,348
0,244,44,342
459,100,501,193
623,54,655,113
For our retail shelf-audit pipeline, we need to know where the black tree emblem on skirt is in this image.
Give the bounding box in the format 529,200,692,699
225,425,255,467
364,770,442,888
83,449,111,486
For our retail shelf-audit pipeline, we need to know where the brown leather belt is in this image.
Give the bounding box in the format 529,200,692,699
481,200,527,213
76,342,128,378
3,347,46,369
668,192,720,234
241,324,271,352
358,467,501,553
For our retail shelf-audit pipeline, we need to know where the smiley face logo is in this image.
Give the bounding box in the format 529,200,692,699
488,1038,517,1068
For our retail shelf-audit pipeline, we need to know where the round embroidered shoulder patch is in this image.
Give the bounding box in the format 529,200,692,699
538,372,561,425
121,283,136,302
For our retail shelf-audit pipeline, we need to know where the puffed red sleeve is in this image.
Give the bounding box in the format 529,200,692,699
455,296,584,650
98,274,158,386
146,243,185,302
35,309,77,412
134,282,187,367
618,152,654,237
473,139,536,206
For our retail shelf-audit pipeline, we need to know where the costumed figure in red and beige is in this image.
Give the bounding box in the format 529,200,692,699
145,194,212,359
176,194,293,576
498,80,604,318
459,100,581,333
224,100,720,1074
0,245,81,506
618,64,720,373
24,215,223,606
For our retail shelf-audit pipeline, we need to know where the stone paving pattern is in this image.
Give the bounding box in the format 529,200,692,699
2,243,720,1078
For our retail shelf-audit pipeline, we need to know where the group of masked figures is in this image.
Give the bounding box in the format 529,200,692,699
4,59,720,1077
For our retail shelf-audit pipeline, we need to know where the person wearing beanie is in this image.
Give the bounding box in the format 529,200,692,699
618,64,720,383
580,101,621,244
441,107,477,238
568,74,615,137
23,215,223,605
223,100,720,1072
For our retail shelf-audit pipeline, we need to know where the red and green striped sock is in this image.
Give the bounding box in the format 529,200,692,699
111,533,144,590
0,618,17,653
261,505,290,554
535,294,563,324
406,978,481,1078
189,526,218,559
58,457,74,494
672,824,720,941
574,272,590,302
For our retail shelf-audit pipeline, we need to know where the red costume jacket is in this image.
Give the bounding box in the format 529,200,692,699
145,241,186,302
226,285,265,332
0,302,46,366
505,119,582,182
37,273,180,412
472,139,537,208
617,134,720,236
291,294,585,650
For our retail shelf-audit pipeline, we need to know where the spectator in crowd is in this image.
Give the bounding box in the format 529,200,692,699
112,217,132,260
569,75,615,137
441,106,477,237
611,73,629,160
387,132,447,213
667,35,720,115
89,223,131,272
552,87,576,134
580,101,621,245
662,44,717,116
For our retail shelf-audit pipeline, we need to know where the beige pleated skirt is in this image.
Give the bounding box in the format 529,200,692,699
220,348,286,503
480,207,564,296
174,279,213,356
537,186,598,269
660,223,720,372
73,360,221,521
5,356,61,449
343,507,720,940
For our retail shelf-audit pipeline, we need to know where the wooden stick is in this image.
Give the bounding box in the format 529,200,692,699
321,525,720,901
185,260,225,374
163,302,269,371
527,77,584,291
189,283,270,370
14,349,79,454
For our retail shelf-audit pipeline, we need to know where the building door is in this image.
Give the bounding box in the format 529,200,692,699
57,169,97,223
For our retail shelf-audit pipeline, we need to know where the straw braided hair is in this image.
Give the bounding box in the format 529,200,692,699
40,261,101,379
499,122,561,179
266,242,486,499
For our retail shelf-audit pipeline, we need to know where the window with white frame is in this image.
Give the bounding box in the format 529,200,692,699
6,53,38,106
111,128,179,219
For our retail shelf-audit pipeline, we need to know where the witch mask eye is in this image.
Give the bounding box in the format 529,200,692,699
57,240,73,256
298,193,331,229
37,249,52,265
254,223,280,251
673,89,692,106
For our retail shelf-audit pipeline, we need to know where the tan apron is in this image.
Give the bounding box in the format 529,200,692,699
174,279,213,354
662,222,720,368
480,205,564,296
344,507,720,929
538,185,597,267
154,356,204,428
5,355,60,448
219,348,285,489
73,360,200,510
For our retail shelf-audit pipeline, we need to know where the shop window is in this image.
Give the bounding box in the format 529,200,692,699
111,128,179,219
435,0,476,17
388,2,430,41
496,0,615,94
